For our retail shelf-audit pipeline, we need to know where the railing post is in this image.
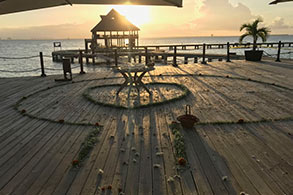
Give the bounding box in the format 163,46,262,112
173,46,177,66
276,41,281,62
115,49,118,67
184,56,188,64
79,50,85,74
226,42,231,62
145,47,148,65
128,54,131,63
201,44,207,64
163,55,167,65
39,52,46,77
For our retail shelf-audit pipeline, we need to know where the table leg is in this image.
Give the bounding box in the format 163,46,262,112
117,80,128,95
133,72,140,92
137,71,152,95
117,71,130,95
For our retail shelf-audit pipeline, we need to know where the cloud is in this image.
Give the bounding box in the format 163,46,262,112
0,22,93,39
270,17,293,29
141,0,256,37
191,0,255,35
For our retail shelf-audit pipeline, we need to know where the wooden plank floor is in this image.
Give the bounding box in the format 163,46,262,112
0,59,293,195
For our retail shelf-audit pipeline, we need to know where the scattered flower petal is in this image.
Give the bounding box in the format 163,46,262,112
178,158,186,166
222,176,228,181
167,176,175,183
98,169,104,175
72,160,79,167
173,175,181,180
237,119,244,124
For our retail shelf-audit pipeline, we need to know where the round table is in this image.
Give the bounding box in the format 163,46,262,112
114,65,155,95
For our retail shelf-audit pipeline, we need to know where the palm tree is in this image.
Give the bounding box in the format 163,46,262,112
239,18,270,51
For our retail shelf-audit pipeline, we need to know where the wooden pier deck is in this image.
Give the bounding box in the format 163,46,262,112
0,59,293,195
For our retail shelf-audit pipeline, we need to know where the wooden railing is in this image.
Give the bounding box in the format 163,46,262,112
137,41,293,50
133,41,293,65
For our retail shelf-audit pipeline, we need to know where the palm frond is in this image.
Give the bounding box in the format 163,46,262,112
239,33,250,43
257,27,270,42
252,18,263,28
240,23,251,31
239,18,270,44
258,27,270,35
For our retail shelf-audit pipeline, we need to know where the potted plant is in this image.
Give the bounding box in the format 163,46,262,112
239,18,270,61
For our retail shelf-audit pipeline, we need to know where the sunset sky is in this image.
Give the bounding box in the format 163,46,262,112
0,0,292,39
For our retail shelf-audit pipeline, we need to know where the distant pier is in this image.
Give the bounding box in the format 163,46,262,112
52,41,293,66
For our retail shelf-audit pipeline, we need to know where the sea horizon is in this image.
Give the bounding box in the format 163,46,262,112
1,34,292,41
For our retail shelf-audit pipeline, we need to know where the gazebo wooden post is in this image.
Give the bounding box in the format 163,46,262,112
104,31,107,48
85,40,88,53
110,31,112,48
137,31,139,48
115,49,118,66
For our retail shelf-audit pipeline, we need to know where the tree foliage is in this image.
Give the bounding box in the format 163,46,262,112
239,18,270,50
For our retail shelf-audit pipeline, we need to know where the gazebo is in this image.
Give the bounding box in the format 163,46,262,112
86,9,140,51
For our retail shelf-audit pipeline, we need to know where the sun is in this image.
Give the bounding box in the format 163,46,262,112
112,5,151,26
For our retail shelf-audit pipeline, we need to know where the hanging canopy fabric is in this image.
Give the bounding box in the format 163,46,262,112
269,0,293,4
0,0,182,15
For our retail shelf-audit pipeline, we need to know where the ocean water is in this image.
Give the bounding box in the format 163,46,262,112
0,35,292,78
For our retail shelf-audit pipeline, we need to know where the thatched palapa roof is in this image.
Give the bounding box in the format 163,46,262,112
91,9,140,32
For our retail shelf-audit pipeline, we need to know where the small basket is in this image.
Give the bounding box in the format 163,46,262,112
177,105,199,129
